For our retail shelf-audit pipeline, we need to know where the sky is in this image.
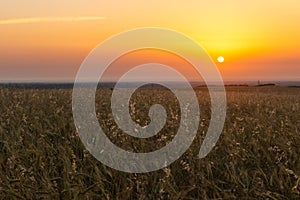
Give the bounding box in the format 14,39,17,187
0,0,299,82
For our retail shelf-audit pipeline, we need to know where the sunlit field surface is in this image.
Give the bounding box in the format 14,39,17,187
0,86,299,199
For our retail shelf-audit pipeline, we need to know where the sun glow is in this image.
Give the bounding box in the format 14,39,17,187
217,56,224,63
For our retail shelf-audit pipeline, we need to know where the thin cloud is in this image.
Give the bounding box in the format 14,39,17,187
0,16,106,25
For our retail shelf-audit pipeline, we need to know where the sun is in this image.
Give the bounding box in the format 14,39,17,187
217,56,224,63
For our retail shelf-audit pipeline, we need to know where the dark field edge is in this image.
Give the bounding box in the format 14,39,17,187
0,81,299,89
0,82,178,89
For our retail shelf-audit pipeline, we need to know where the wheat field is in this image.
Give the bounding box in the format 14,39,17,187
0,86,299,199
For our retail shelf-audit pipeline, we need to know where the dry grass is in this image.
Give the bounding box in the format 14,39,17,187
0,86,299,199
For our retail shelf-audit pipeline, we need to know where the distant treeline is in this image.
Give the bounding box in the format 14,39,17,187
0,81,299,89
0,83,75,89
0,82,175,89
255,83,276,87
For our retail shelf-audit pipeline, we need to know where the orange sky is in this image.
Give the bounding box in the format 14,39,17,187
0,0,299,82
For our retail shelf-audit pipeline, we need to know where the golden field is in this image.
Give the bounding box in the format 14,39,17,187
0,86,299,199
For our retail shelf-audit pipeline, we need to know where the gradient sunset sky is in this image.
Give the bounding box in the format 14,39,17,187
0,0,299,82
